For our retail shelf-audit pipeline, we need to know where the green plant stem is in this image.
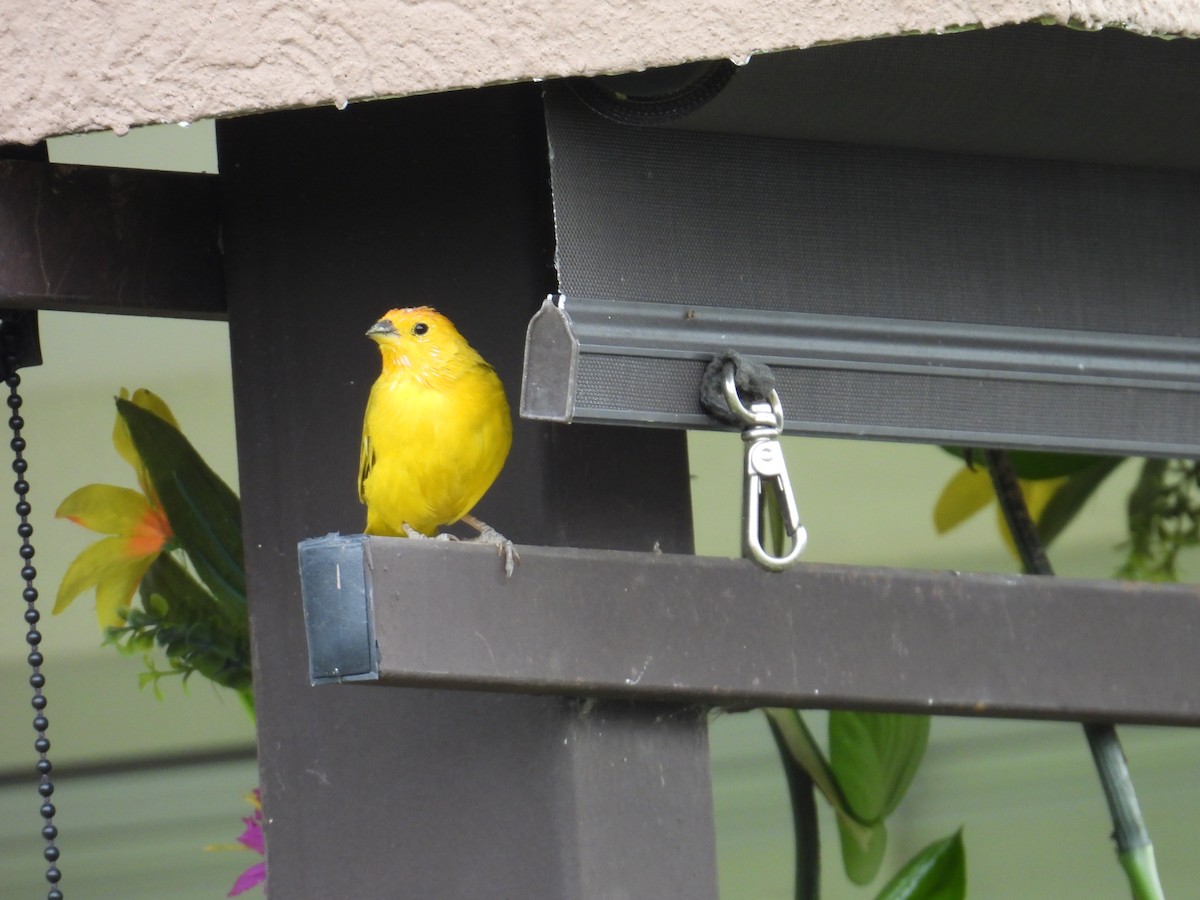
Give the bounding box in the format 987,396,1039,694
767,714,820,900
984,449,1164,900
762,492,821,899
1119,844,1165,900
983,449,1054,576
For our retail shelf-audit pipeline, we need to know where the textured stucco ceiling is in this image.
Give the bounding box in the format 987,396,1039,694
3,0,1199,145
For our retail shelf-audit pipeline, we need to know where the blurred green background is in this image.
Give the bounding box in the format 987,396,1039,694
1,118,1196,899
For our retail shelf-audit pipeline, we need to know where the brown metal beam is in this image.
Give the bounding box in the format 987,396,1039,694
300,535,1200,727
220,88,718,899
0,160,224,318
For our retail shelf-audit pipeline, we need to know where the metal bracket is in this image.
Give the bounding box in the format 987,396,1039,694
0,310,42,371
298,534,379,684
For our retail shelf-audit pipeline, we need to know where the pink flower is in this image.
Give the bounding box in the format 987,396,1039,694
229,789,267,896
229,860,267,897
207,789,267,897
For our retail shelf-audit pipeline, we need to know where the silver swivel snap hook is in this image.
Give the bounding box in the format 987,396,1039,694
722,363,807,571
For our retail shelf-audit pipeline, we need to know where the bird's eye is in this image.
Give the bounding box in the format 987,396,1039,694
412,322,429,336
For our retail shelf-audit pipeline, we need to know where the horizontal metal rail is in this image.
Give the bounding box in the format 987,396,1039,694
299,534,1200,726
521,294,1200,458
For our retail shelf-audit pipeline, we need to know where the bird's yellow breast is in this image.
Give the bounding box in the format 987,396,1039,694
359,360,512,537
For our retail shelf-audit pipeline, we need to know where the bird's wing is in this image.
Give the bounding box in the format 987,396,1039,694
358,428,374,504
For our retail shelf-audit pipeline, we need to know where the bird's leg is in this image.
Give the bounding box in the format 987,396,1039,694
461,513,518,577
402,523,457,541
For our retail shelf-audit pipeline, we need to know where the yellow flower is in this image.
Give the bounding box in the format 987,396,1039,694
112,387,179,503
934,463,1065,559
55,389,177,628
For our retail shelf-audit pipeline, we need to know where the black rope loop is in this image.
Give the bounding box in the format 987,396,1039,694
699,349,778,427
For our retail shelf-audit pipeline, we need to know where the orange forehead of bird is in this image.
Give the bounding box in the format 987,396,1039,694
376,307,458,332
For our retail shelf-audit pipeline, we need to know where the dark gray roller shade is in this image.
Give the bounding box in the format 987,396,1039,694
527,25,1200,456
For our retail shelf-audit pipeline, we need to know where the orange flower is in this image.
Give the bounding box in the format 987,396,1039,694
55,389,178,628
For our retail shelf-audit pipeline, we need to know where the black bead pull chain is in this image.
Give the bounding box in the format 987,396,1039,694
1,311,60,899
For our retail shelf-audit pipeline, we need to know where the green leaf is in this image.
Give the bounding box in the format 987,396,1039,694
237,688,256,722
831,712,930,822
830,715,931,883
141,553,222,624
768,708,900,887
839,814,888,886
1118,459,1200,582
766,709,850,818
117,398,245,620
132,557,252,695
1125,459,1168,567
1036,456,1125,548
941,447,1108,480
147,592,169,617
830,712,930,884
874,830,966,900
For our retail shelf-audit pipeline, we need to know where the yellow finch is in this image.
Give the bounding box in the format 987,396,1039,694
359,307,516,573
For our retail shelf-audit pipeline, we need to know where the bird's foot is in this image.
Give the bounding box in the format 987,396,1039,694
461,514,519,578
402,523,457,541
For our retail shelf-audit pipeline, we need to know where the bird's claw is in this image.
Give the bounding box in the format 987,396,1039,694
472,523,518,578
403,520,515,574
460,514,518,578
498,540,518,579
402,523,457,541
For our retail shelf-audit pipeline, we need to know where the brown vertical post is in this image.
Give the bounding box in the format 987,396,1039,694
218,84,718,896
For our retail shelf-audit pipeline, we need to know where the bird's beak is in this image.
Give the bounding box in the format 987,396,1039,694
366,319,398,339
